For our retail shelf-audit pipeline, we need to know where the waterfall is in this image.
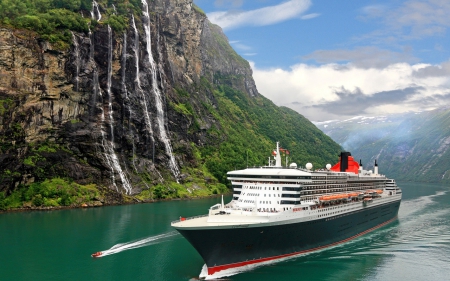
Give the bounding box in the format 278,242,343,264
131,15,155,150
88,29,97,119
121,31,138,172
156,18,166,92
91,1,102,21
105,25,132,194
97,77,117,191
121,32,128,99
141,0,180,179
89,28,116,189
89,26,131,193
107,26,114,144
71,32,80,92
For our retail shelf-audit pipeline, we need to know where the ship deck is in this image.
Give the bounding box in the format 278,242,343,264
172,193,401,230
172,214,269,228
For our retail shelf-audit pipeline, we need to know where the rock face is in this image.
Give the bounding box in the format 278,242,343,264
0,0,341,198
0,0,259,194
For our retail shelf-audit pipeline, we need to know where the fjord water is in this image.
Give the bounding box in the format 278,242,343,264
1,182,449,281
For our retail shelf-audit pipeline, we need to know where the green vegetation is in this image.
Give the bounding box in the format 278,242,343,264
0,0,142,49
137,181,227,201
208,22,249,68
171,75,341,187
0,178,99,210
170,102,193,116
193,4,206,16
0,98,13,115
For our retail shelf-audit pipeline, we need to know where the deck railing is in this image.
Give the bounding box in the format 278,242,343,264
171,214,209,225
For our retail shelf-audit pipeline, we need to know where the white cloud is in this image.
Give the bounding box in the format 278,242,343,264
230,42,252,50
300,13,320,20
303,46,418,69
250,60,450,121
360,0,450,40
207,0,312,30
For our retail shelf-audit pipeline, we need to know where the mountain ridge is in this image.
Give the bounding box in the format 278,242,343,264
0,0,341,210
314,108,450,184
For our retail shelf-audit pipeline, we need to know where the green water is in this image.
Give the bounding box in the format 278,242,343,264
1,182,449,280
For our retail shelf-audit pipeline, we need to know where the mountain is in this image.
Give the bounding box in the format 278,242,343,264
315,108,450,184
0,0,341,210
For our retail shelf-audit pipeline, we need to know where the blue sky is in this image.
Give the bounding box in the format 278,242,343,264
193,0,450,121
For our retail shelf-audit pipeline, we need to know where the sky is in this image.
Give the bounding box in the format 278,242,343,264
193,0,450,121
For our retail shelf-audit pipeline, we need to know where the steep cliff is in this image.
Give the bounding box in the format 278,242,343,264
0,0,341,208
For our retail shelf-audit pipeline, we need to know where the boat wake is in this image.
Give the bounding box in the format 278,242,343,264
97,231,179,257
399,190,447,219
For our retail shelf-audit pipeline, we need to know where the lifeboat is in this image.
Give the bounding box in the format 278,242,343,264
319,194,351,201
91,251,102,258
363,197,373,205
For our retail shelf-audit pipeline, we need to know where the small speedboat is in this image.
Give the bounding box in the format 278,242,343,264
91,251,102,258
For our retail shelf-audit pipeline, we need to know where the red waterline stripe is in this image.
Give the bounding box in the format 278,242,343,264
207,216,398,275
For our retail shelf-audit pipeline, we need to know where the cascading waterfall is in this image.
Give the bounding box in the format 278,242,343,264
106,26,115,145
93,68,118,191
88,29,97,119
105,25,132,194
141,0,180,179
71,32,80,92
121,32,128,100
131,15,155,151
89,25,131,193
89,26,116,189
156,18,166,92
91,1,102,21
121,31,138,172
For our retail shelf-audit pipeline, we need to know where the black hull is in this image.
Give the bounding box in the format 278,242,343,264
176,200,401,275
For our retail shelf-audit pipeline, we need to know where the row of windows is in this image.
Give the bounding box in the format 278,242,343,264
238,186,280,191
282,187,302,191
282,194,301,198
280,200,300,205
229,175,311,179
241,193,281,197
238,200,277,205
232,180,306,184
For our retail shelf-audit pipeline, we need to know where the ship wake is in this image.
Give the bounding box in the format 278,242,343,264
99,231,179,257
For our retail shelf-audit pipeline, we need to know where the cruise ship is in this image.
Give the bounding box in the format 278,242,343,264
172,143,402,278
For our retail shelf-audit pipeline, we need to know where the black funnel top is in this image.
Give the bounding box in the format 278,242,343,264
339,152,352,172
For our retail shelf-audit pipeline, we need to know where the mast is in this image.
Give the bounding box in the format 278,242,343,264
275,142,282,167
